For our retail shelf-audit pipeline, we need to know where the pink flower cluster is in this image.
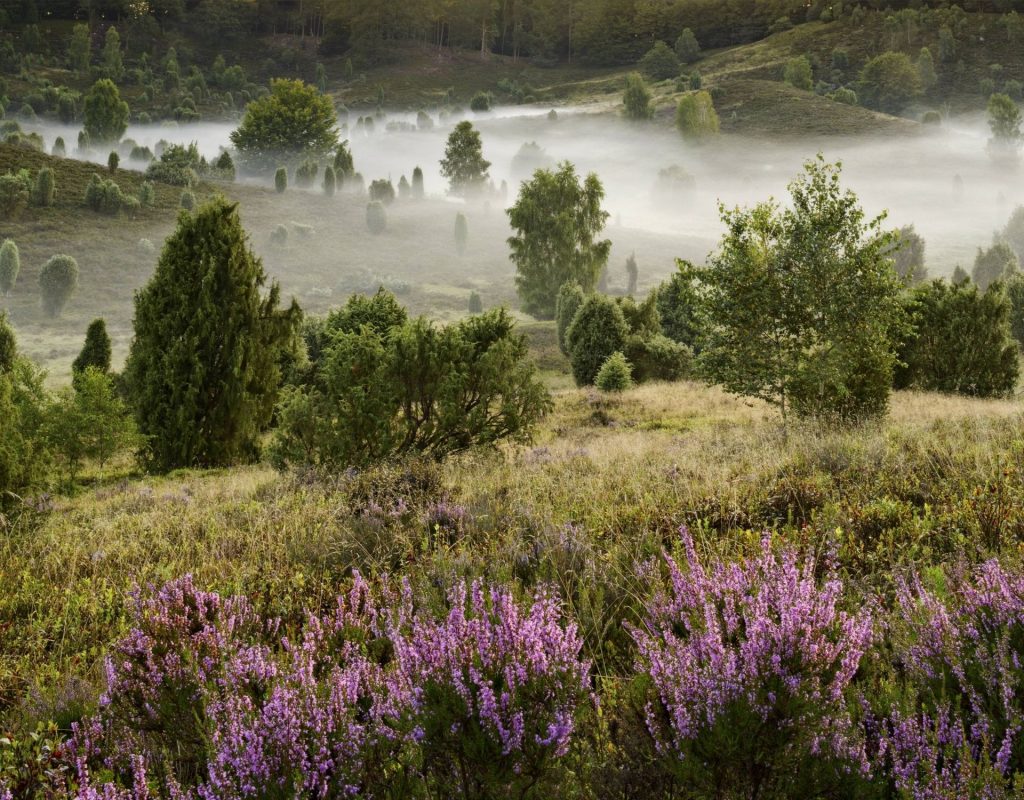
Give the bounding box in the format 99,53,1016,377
68,572,590,799
629,527,874,769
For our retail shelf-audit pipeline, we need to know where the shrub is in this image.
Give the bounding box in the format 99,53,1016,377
32,166,54,206
397,175,410,199
180,189,195,210
212,150,235,181
973,240,1019,290
0,170,31,219
275,166,287,193
859,51,921,113
657,264,701,349
273,300,551,469
0,239,19,295
640,41,681,81
124,197,301,471
412,166,424,199
83,78,129,145
469,90,492,112
38,254,79,317
829,87,859,105
630,529,873,798
783,55,813,91
145,143,201,187
295,158,318,188
366,201,387,234
369,178,396,205
454,212,468,255
107,150,119,173
623,72,653,120
895,279,1019,397
595,351,633,392
84,173,129,215
138,181,155,207
623,334,691,383
555,282,586,356
52,136,66,157
675,28,701,64
322,164,336,196
270,224,288,247
566,294,630,386
675,91,720,141
468,291,483,313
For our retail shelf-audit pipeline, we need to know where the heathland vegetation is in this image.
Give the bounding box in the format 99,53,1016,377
4,2,1024,798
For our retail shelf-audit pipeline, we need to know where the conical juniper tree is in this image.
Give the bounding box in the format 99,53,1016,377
72,318,112,377
125,197,301,471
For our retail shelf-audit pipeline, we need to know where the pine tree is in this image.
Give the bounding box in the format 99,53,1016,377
124,198,301,471
0,240,19,296
72,318,112,377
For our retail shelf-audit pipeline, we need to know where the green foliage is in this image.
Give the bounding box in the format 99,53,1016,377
0,239,19,296
273,301,550,469
84,173,131,215
83,79,129,146
72,318,112,377
1006,273,1024,347
973,241,1019,291
0,171,31,220
888,225,928,285
508,163,611,320
44,368,139,486
657,265,701,350
675,91,720,141
623,72,653,121
124,197,301,471
693,158,905,424
32,167,54,207
625,252,639,295
1002,206,1024,264
675,29,701,64
566,294,630,386
145,143,200,187
107,151,119,173
0,329,49,503
229,79,340,172
623,333,691,383
68,23,90,73
555,281,587,357
101,26,123,81
138,181,155,207
917,47,937,93
322,165,336,197
783,56,813,91
595,351,633,392
275,166,287,193
895,279,1019,398
334,141,355,178
440,121,491,198
454,212,468,256
366,201,387,234
470,91,492,112
468,291,483,313
858,52,921,113
987,93,1023,164
640,41,680,81
369,178,396,205
295,159,318,188
412,166,424,199
180,189,195,210
0,313,13,373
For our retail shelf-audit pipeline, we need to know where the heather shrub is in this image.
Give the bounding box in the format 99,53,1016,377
630,529,873,798
878,560,1024,796
396,581,591,799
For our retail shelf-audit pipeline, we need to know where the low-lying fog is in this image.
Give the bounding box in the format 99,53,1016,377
25,106,1021,275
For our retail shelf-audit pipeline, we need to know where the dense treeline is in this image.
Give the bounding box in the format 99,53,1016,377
4,0,1024,64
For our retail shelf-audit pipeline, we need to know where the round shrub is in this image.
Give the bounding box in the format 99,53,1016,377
39,254,79,317
470,91,492,112
369,178,396,206
595,351,633,392
366,201,387,235
566,294,629,386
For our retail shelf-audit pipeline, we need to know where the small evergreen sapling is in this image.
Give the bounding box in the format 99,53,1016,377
595,351,633,392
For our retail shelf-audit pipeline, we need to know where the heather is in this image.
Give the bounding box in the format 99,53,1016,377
5,385,1024,797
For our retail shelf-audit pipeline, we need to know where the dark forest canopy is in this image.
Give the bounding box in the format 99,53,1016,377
4,0,1024,65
